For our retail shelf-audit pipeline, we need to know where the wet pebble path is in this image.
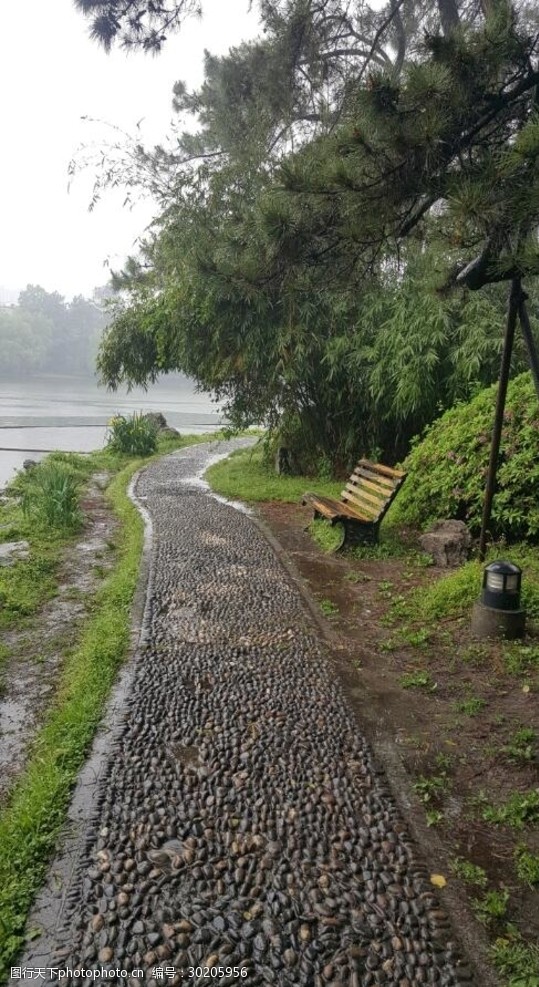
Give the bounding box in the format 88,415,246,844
36,443,472,986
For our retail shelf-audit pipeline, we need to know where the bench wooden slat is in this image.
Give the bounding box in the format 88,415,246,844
303,492,371,522
341,495,383,519
351,466,395,491
343,482,386,509
303,457,406,550
341,488,380,514
358,459,405,479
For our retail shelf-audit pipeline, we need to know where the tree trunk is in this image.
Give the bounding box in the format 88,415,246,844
437,0,460,35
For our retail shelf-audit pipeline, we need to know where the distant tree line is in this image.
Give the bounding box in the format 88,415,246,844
0,285,110,376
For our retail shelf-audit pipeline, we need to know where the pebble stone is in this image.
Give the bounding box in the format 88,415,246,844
34,442,473,986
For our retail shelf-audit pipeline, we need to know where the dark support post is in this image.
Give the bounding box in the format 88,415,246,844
518,290,539,403
478,278,521,561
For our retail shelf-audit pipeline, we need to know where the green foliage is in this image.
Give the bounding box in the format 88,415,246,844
399,669,433,689
398,561,480,621
319,598,339,618
514,846,539,886
503,728,537,764
454,696,486,717
472,888,510,924
309,519,344,553
450,857,488,888
106,412,158,456
503,643,539,676
21,461,82,531
391,373,539,540
413,771,450,804
204,445,342,503
490,934,539,987
481,791,539,829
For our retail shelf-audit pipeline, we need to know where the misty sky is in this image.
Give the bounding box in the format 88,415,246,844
0,0,259,300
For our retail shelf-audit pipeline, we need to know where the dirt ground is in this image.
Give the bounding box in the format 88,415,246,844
256,500,539,981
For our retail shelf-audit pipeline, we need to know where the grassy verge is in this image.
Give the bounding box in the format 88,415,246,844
0,431,220,978
205,444,342,503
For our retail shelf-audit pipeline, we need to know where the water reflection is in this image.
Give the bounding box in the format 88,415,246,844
0,374,223,488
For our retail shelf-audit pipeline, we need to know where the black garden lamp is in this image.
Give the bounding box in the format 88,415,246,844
481,560,522,611
472,559,525,639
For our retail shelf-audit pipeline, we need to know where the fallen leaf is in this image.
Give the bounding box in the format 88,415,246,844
430,873,447,889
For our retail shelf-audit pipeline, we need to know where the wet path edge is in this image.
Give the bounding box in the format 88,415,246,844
14,441,486,986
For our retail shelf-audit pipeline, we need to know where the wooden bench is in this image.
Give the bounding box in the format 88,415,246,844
302,458,407,550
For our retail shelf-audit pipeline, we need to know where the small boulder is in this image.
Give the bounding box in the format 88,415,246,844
143,412,168,431
419,519,471,568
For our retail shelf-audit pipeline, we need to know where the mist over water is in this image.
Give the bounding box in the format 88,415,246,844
0,374,224,488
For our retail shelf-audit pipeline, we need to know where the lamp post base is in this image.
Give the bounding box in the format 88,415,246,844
471,602,526,640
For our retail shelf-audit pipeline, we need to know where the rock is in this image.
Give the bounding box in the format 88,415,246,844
0,540,31,567
23,459,38,471
419,520,471,568
143,412,168,431
143,413,179,438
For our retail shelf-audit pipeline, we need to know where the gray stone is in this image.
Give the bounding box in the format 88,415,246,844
0,540,30,567
143,412,168,431
419,519,471,568
143,413,179,438
23,459,38,471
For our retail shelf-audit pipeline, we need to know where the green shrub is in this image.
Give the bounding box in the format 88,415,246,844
390,373,539,540
21,461,82,530
106,412,158,456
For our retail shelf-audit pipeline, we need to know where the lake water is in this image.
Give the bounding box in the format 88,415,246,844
0,374,225,489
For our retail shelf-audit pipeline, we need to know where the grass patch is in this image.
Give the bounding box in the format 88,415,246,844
480,790,539,830
490,934,539,986
0,431,220,978
413,772,451,805
309,519,344,552
450,857,488,888
454,696,486,717
472,888,510,925
514,846,539,886
399,669,434,689
205,445,342,503
503,727,537,764
387,541,539,629
319,598,339,618
503,643,539,677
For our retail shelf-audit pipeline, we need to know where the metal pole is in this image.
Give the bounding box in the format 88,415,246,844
478,278,521,561
518,290,539,403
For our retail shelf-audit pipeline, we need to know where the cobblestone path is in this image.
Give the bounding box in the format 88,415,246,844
23,443,474,986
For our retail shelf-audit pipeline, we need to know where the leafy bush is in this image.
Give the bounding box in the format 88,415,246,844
106,412,158,456
21,461,82,530
390,373,539,541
